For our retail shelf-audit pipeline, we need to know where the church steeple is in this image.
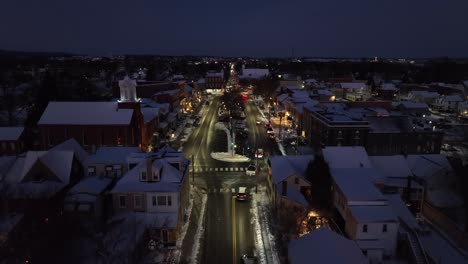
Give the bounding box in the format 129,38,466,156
118,76,137,102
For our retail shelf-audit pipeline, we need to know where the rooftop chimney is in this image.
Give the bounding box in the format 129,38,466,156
146,156,153,181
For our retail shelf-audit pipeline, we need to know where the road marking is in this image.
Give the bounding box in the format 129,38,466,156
225,167,228,171
235,168,239,171
209,168,213,171
230,168,234,171
232,188,236,193
220,168,223,171
215,168,218,171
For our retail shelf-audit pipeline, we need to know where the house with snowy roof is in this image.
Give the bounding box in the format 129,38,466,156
267,155,313,212
1,139,85,213
408,90,440,105
239,67,269,79
433,94,463,112
377,83,398,100
84,146,139,178
110,145,190,246
330,167,399,263
63,176,113,221
288,227,369,264
392,101,429,116
0,127,25,156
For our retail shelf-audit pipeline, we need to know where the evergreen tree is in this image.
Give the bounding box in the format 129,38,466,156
305,154,333,209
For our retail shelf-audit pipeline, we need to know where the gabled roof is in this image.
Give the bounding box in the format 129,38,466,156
369,155,412,178
349,205,398,223
322,146,371,169
269,155,313,184
331,168,386,202
86,147,139,165
0,127,24,141
67,176,112,195
288,227,368,264
38,101,134,125
278,183,309,207
340,82,367,89
50,138,88,165
112,153,189,193
4,150,76,198
405,154,452,179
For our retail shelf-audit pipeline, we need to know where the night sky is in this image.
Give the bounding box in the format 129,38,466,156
1,0,468,57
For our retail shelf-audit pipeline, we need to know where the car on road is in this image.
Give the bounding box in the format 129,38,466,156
268,133,275,140
240,255,258,264
266,127,274,134
246,164,256,176
236,187,248,201
255,149,264,159
264,123,271,129
255,120,262,125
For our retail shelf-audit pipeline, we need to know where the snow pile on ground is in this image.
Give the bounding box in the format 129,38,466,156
250,186,281,264
211,152,251,162
277,142,286,156
189,191,207,264
174,187,196,263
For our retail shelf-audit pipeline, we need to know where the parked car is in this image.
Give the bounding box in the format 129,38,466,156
236,187,248,201
246,164,256,176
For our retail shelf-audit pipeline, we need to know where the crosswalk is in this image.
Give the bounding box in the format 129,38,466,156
206,187,238,194
189,167,248,173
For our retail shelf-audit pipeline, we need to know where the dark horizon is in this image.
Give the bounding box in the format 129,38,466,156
1,0,468,58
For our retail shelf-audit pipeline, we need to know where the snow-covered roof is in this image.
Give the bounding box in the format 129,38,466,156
340,82,367,89
269,155,314,184
392,101,428,109
3,150,76,198
405,154,452,179
86,147,139,165
331,168,386,202
349,205,398,223
288,227,368,264
277,93,290,103
322,146,371,169
0,213,23,237
380,83,398,90
442,95,463,102
68,176,112,196
38,102,134,125
0,127,24,141
50,138,88,165
112,151,189,193
278,183,309,207
370,156,412,178
140,107,159,123
0,156,16,180
241,68,269,79
410,91,439,98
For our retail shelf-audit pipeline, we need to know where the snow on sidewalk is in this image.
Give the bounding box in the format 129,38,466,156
189,191,207,264
174,187,196,263
250,186,281,264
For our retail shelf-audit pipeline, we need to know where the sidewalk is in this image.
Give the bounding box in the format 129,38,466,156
178,187,206,264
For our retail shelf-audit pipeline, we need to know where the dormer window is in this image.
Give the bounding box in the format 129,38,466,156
152,170,160,181
140,171,147,181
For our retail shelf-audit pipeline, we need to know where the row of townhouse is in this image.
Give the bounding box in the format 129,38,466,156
268,146,462,264
0,139,190,262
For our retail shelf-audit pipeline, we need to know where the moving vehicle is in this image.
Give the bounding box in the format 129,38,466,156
255,120,262,125
236,187,248,201
269,133,275,140
266,127,274,134
246,164,256,176
255,149,264,159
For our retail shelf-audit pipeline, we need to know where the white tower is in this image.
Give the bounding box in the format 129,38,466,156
118,76,137,102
